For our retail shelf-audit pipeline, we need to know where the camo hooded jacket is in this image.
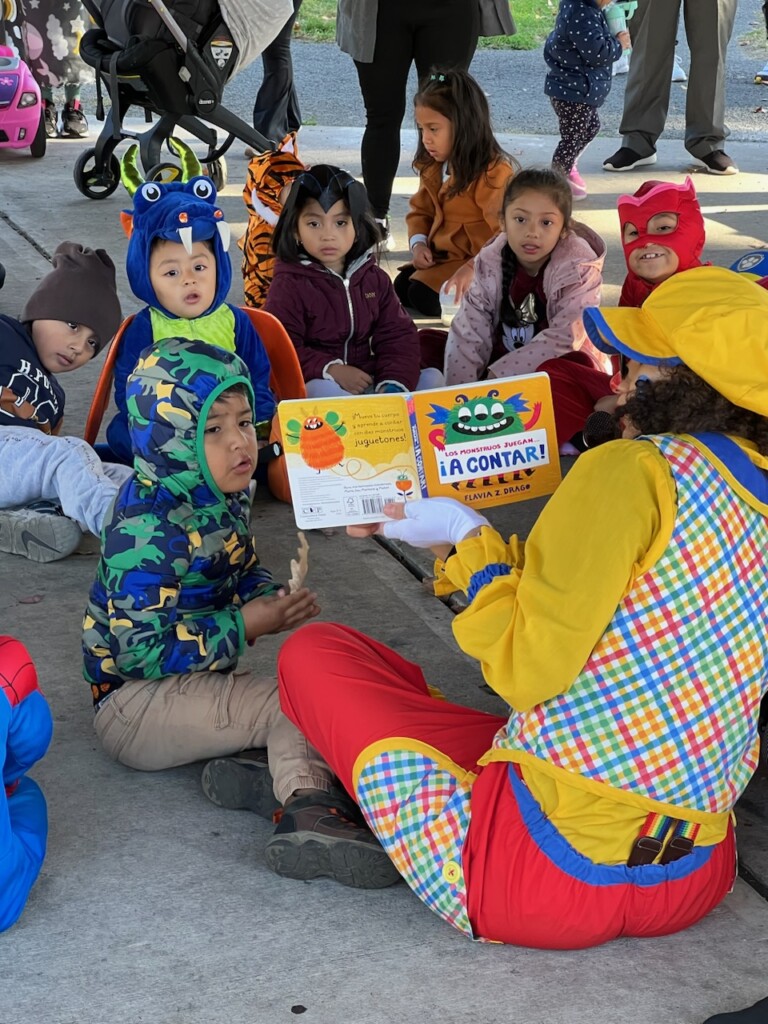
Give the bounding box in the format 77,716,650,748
83,338,279,707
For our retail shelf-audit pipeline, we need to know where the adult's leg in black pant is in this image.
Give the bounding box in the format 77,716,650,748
252,0,303,141
355,0,479,220
354,5,414,219
412,0,479,81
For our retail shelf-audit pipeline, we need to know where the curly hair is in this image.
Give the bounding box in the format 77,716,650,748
622,365,768,454
412,69,517,197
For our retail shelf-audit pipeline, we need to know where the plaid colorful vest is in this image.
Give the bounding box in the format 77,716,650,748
493,436,768,815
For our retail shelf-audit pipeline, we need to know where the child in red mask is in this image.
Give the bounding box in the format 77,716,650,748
618,177,706,307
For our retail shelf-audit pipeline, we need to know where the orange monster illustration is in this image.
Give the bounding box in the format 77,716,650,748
286,412,347,471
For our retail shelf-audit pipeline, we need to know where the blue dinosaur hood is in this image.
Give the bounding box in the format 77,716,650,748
126,336,253,507
126,177,232,315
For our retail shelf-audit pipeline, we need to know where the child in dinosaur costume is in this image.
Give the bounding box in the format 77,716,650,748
104,141,276,465
239,132,306,308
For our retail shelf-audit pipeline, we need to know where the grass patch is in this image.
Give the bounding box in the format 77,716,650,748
295,0,553,50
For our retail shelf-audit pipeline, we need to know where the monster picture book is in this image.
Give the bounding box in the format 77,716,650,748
277,373,561,529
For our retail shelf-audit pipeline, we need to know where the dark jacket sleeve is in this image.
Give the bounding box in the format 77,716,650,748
231,306,276,430
264,268,335,383
370,270,420,391
105,310,153,464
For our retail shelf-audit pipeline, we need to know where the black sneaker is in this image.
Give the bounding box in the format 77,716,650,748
703,997,768,1023
201,748,281,819
60,102,89,139
264,791,401,889
603,147,657,171
43,101,57,139
699,150,738,176
0,262,5,290
0,502,82,562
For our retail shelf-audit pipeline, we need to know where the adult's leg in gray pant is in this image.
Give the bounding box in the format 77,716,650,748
682,0,737,158
619,0,681,156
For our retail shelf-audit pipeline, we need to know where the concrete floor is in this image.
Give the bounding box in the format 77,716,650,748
1,119,767,1024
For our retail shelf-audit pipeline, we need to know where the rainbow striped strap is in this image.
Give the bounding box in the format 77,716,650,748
627,812,672,867
660,819,701,865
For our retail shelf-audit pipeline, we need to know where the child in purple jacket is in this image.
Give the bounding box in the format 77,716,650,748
264,165,443,396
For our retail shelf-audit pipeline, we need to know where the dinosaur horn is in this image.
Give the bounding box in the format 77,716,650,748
168,137,203,181
121,142,144,196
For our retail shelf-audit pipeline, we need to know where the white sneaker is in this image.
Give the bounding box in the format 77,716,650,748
671,53,687,82
612,51,630,77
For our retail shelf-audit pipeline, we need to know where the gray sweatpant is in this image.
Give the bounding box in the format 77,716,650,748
619,0,737,158
0,426,132,535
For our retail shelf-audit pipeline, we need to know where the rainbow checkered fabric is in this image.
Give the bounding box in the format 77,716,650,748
498,437,768,814
356,748,473,936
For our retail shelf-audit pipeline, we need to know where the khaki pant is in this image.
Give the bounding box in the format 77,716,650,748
619,0,737,158
94,669,331,804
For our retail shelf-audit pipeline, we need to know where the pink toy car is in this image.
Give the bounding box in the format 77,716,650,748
0,44,45,158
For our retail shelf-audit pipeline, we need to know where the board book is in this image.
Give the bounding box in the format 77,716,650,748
277,373,561,529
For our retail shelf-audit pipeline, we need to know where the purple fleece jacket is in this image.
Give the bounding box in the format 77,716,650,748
264,254,420,390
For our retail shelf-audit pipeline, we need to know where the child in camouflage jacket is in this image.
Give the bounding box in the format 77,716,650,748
82,336,398,888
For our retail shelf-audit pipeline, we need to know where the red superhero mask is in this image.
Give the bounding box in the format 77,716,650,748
619,176,705,272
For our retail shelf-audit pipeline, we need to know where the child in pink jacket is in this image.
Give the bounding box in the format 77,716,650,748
444,168,613,449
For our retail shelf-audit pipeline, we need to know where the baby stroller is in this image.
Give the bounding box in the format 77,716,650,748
76,0,283,199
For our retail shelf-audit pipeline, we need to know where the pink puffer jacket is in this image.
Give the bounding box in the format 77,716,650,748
444,223,608,384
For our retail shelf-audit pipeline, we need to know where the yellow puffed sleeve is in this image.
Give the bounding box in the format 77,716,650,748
443,440,677,711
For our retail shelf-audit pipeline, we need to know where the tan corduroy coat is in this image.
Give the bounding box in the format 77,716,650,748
405,159,515,293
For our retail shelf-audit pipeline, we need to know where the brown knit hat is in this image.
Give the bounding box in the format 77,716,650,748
21,241,122,353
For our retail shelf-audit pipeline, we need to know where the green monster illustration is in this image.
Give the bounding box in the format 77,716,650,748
427,389,540,451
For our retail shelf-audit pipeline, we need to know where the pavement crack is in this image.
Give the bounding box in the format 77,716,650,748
0,210,52,263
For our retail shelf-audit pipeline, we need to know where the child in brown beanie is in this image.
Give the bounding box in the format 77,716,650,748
0,241,130,562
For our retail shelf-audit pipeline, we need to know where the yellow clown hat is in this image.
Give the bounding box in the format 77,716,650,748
583,266,768,418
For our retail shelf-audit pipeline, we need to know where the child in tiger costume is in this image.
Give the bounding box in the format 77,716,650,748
240,133,306,308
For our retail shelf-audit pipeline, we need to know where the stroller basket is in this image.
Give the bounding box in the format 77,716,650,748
75,0,274,199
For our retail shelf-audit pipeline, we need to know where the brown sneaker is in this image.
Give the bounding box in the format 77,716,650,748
201,748,280,819
264,792,401,889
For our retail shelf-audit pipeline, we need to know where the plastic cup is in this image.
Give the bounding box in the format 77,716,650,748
603,1,627,33
439,283,460,327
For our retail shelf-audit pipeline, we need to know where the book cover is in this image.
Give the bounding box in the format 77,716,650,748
277,373,561,529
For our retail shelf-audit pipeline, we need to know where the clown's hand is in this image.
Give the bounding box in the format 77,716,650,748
378,498,489,549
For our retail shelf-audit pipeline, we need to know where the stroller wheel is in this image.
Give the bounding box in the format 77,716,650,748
146,161,183,184
204,157,227,191
73,148,121,200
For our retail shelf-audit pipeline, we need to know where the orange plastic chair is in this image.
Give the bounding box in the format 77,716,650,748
84,313,135,447
242,307,306,403
83,308,305,446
